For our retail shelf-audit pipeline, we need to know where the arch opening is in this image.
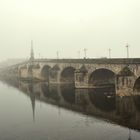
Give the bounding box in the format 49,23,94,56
60,67,75,83
133,77,140,94
41,65,51,81
89,68,115,88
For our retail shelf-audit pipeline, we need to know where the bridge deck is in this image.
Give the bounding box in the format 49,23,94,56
5,58,140,69
34,58,140,64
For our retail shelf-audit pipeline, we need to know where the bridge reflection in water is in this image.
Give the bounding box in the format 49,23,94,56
3,78,140,131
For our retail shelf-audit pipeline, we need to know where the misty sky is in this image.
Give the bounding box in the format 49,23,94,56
0,0,140,61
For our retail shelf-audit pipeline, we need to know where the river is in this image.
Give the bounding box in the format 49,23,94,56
0,79,140,140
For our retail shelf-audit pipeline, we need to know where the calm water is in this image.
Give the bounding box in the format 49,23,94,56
0,80,140,140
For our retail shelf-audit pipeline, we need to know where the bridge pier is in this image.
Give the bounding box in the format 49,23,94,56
115,75,135,96
75,69,89,88
49,70,61,84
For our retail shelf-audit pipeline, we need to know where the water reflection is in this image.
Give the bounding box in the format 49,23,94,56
61,84,75,105
133,95,140,112
28,83,36,122
2,79,140,131
88,87,116,111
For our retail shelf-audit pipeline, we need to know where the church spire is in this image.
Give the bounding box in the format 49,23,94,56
30,40,34,61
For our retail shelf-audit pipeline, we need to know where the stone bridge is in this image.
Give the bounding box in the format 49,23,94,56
2,58,140,96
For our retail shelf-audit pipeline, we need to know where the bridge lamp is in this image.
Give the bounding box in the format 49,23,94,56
77,50,80,59
83,48,87,59
56,51,59,59
126,44,129,58
108,48,111,58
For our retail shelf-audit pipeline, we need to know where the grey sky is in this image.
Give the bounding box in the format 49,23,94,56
0,0,140,61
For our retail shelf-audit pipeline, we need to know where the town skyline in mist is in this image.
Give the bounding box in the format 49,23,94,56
0,0,140,61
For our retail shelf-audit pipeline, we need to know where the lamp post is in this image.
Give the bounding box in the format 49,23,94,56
108,48,111,58
78,50,80,59
126,44,129,58
84,48,87,59
56,51,59,59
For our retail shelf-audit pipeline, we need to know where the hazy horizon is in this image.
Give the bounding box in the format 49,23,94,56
0,0,140,61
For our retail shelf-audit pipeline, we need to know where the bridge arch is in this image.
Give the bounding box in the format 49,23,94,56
89,68,115,87
41,65,51,81
60,66,75,83
133,76,140,94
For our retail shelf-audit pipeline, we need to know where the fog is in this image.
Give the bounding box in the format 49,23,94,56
0,0,140,61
